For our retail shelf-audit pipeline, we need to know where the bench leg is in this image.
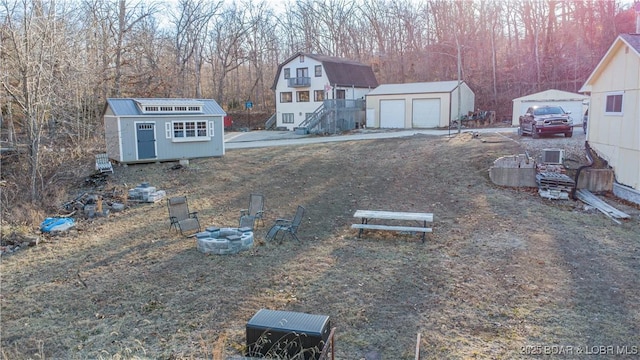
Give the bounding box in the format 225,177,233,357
422,220,427,243
358,218,368,238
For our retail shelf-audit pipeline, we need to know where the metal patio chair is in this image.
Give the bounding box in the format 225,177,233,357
167,196,201,236
265,205,305,243
239,193,265,228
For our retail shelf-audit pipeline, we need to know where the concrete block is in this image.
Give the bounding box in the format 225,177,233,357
577,168,614,192
489,154,537,187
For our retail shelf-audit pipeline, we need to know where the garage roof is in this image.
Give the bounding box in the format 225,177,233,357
367,81,461,95
513,89,588,102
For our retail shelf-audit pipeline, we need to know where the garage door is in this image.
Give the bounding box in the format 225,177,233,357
412,99,440,128
380,99,405,128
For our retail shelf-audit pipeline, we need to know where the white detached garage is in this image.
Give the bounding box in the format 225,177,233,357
511,89,589,126
365,81,475,129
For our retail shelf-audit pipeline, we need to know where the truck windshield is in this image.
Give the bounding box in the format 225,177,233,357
533,107,564,115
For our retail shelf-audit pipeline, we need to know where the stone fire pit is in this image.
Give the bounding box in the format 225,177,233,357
196,226,254,255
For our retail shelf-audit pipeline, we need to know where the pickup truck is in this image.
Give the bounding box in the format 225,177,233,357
518,105,573,138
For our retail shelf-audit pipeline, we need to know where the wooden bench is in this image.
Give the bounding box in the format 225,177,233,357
352,210,433,243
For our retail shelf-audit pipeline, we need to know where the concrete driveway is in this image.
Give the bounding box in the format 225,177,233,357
224,127,518,150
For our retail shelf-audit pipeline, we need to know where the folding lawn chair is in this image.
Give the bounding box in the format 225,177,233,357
239,193,265,228
265,205,305,243
167,196,201,236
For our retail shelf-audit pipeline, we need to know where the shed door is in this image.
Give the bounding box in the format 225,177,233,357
412,99,441,128
380,99,405,128
136,123,156,159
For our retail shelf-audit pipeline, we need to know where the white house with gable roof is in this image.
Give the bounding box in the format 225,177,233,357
270,53,378,132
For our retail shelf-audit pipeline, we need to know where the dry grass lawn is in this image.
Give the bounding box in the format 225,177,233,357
2,132,639,359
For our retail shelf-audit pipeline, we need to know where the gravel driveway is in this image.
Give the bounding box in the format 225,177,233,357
507,129,588,165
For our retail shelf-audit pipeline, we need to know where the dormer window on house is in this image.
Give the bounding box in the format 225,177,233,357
315,65,322,77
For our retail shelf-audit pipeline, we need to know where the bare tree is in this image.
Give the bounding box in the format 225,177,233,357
206,2,248,106
170,0,221,98
81,0,158,98
1,0,71,203
243,0,279,109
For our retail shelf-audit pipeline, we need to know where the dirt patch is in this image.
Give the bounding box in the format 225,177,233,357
1,131,639,359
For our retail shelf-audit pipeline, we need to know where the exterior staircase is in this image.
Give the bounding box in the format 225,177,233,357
264,113,277,130
294,105,329,134
294,99,365,134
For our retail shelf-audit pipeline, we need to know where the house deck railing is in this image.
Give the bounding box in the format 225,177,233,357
295,99,366,134
287,77,311,87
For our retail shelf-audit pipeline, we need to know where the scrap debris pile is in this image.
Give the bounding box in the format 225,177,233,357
62,190,126,218
536,172,575,200
60,182,166,219
536,162,576,200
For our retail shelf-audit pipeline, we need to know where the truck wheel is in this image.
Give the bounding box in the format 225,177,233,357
532,126,539,139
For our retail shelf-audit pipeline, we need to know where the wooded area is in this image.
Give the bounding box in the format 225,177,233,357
0,0,637,216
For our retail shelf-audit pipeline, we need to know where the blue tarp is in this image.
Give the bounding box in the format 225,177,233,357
40,217,75,233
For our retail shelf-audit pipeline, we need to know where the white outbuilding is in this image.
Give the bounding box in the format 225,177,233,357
511,89,589,126
365,81,475,129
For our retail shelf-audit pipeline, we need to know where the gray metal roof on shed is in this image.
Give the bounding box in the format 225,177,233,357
105,98,226,116
367,80,461,96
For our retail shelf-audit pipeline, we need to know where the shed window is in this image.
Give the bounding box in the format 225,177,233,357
171,120,210,142
605,92,623,114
